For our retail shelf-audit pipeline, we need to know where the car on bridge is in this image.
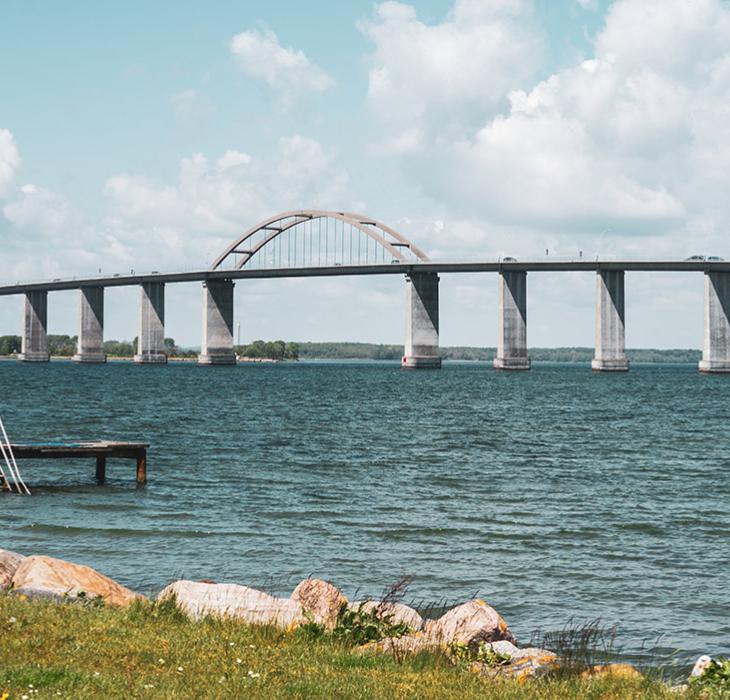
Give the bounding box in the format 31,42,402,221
686,255,725,261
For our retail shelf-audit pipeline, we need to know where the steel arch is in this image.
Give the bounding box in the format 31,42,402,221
210,210,430,270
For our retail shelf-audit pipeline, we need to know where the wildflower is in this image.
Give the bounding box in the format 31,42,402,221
8,617,16,624
177,666,184,673
157,658,165,664
248,670,261,679
1,692,8,700
22,695,29,700
143,684,154,689
249,644,255,649
229,641,235,646
93,671,100,677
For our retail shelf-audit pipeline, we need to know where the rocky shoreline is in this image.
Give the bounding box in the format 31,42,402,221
0,547,718,689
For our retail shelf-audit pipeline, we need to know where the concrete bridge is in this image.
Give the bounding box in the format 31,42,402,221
1,210,728,373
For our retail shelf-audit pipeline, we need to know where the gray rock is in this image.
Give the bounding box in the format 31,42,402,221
158,580,305,628
0,548,25,589
11,555,143,605
349,601,424,631
291,578,347,629
427,599,516,647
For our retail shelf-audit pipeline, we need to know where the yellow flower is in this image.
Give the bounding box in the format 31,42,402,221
1,690,10,700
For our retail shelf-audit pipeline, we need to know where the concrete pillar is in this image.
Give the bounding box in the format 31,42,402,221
592,270,629,372
18,290,50,362
403,272,441,369
134,282,167,364
73,286,106,363
494,271,530,370
199,280,236,365
699,271,730,373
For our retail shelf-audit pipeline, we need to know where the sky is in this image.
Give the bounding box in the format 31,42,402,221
1,0,729,349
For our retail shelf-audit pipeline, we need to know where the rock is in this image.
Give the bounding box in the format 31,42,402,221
427,599,516,647
159,580,305,628
581,663,642,680
0,548,25,589
357,631,435,657
349,601,424,631
471,645,558,680
291,578,347,629
690,655,712,678
11,555,142,606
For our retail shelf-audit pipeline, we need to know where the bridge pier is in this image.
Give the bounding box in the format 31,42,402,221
592,270,629,372
494,271,530,370
135,282,167,364
18,290,50,362
699,271,730,373
199,280,236,365
73,286,106,363
403,272,441,369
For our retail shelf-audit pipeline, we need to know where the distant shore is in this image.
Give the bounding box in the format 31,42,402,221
0,345,702,364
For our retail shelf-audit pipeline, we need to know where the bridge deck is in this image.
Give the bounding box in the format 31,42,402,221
6,441,148,485
0,260,728,295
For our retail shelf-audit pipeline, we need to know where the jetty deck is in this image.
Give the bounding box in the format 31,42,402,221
8,441,149,485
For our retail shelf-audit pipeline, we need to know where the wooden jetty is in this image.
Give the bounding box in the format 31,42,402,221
7,441,149,485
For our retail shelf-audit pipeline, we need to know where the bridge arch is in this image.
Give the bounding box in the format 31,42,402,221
210,210,430,270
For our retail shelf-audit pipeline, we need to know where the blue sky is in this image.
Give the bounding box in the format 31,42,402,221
1,0,728,348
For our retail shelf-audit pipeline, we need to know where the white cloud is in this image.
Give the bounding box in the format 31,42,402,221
230,28,334,106
367,0,730,246
0,128,21,198
103,135,349,267
359,0,544,150
575,0,598,10
3,184,70,233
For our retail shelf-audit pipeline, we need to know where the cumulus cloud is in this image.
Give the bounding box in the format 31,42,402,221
103,135,349,266
230,28,334,106
367,0,730,243
3,184,70,232
359,0,544,150
0,128,21,198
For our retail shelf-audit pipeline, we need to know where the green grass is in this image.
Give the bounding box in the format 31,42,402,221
0,594,694,699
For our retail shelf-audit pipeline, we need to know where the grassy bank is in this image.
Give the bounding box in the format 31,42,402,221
0,595,687,700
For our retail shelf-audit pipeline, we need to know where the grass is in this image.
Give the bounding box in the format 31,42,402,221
0,594,697,699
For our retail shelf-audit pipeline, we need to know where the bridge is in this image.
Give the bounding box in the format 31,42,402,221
1,210,729,373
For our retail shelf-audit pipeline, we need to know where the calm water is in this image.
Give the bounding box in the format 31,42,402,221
1,360,728,664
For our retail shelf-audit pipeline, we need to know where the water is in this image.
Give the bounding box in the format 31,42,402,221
1,360,728,664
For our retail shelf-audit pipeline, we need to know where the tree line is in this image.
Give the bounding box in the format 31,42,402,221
0,336,700,363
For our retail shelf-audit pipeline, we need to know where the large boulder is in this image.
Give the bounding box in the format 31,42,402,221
11,555,142,606
350,601,424,631
159,580,305,629
427,599,516,647
0,548,25,589
291,578,347,629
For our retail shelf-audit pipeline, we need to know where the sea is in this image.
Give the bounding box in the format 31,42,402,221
1,359,728,667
